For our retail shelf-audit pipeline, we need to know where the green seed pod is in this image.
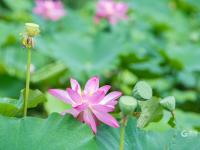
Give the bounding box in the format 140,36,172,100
132,81,152,101
25,23,40,37
160,96,176,111
119,96,138,116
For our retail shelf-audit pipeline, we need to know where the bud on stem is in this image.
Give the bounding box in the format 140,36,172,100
160,96,176,112
119,96,138,116
132,81,152,101
22,23,40,117
119,96,138,150
22,23,40,49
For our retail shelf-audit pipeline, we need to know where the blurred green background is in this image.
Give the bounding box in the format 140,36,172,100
0,0,199,130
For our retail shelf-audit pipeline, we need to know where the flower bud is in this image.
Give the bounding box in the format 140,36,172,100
160,96,176,111
132,81,152,101
119,96,137,116
25,23,40,37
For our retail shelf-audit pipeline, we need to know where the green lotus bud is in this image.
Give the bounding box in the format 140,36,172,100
132,81,152,101
160,96,176,111
119,96,138,116
25,23,40,37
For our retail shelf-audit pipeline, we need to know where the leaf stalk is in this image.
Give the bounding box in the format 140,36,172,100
119,116,128,150
23,48,31,117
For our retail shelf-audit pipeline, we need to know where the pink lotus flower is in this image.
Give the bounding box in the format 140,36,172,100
49,76,122,133
33,0,66,21
94,0,128,25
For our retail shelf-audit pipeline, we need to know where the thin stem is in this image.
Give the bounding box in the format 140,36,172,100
23,48,31,117
119,116,128,150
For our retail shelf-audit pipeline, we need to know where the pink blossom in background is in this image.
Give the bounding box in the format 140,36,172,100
95,0,128,25
49,76,122,133
33,0,66,21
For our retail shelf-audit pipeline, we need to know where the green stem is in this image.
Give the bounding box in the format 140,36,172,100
119,116,127,150
23,48,31,117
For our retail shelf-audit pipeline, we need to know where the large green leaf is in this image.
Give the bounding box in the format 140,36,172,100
137,98,163,128
45,93,71,115
166,44,200,72
0,89,46,117
144,109,200,131
20,89,47,108
0,97,21,116
37,31,125,76
0,113,96,150
31,61,67,83
96,117,200,150
175,109,200,129
0,47,51,79
0,22,19,45
0,75,24,98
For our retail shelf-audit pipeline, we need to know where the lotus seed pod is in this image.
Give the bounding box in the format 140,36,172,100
25,23,40,37
160,96,176,111
119,96,138,116
132,81,152,101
